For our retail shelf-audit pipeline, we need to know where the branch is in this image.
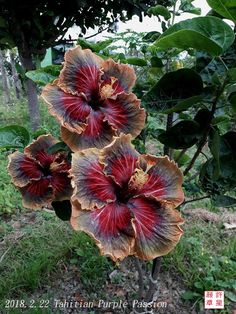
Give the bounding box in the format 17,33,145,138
175,148,188,163
134,257,144,299
184,79,227,176
183,137,207,176
164,113,173,158
85,26,110,40
145,257,161,302
182,195,210,206
184,171,199,183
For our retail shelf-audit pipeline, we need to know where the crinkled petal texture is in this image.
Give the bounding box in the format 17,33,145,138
71,201,135,261
70,134,184,262
133,155,184,207
41,46,145,151
58,45,102,96
8,134,72,209
71,148,116,210
101,93,145,138
60,110,116,151
129,197,184,260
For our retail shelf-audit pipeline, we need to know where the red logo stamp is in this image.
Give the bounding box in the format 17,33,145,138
204,291,224,309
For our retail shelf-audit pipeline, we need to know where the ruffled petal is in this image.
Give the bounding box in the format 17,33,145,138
101,134,139,186
71,149,116,210
49,158,71,173
19,178,53,209
24,134,58,162
102,59,136,93
61,110,115,151
51,172,72,201
58,46,102,97
8,151,41,187
128,197,184,260
71,201,135,262
101,93,146,138
42,83,90,133
135,155,184,207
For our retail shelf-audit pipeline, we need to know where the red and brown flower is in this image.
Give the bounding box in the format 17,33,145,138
41,46,146,151
70,134,184,262
8,134,72,209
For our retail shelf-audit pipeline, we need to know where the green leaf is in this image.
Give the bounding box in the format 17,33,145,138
152,16,235,56
163,95,202,114
228,91,236,112
143,31,161,42
148,5,171,20
125,57,147,67
42,65,62,77
212,195,236,207
150,56,163,68
194,109,212,130
77,38,113,53
207,0,236,23
181,291,198,300
52,200,72,221
179,0,201,15
142,69,203,112
77,38,94,50
25,65,61,86
212,115,230,125
158,120,201,149
26,70,55,86
200,133,236,194
227,68,236,81
93,39,113,52
47,142,71,154
0,125,30,149
225,291,236,302
173,151,190,167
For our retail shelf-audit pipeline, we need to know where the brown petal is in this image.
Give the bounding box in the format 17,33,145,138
71,200,135,262
128,197,184,260
70,149,116,210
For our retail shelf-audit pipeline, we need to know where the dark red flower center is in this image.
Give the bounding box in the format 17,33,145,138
115,182,136,204
88,91,103,111
39,163,52,178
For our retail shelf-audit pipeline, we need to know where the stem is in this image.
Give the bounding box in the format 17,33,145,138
184,79,227,176
145,257,161,302
218,56,228,71
171,0,177,26
175,148,188,163
184,171,199,183
182,195,210,206
164,113,173,158
141,110,173,308
183,137,207,176
134,258,144,299
85,26,109,40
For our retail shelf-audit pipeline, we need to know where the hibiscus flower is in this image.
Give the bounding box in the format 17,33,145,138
70,134,184,261
42,46,145,151
8,134,72,209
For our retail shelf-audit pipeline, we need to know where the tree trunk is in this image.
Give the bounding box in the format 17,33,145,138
0,49,11,104
18,51,40,131
9,50,22,100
